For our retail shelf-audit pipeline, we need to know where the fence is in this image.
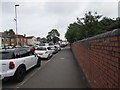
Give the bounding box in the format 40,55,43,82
71,29,120,88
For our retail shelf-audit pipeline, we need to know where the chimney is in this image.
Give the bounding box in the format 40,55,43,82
24,34,26,37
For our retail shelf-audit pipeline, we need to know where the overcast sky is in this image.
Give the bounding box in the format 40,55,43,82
1,0,119,40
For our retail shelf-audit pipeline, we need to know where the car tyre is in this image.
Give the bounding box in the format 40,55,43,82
36,58,41,67
14,66,26,83
47,54,50,60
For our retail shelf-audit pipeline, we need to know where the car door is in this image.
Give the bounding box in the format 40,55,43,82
18,50,31,70
28,51,38,67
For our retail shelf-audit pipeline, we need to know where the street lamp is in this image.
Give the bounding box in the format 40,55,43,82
14,4,19,46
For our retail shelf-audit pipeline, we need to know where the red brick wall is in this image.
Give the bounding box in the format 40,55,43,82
71,29,120,88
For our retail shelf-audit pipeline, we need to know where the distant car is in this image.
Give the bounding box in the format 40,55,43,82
54,44,61,51
29,46,36,53
49,46,58,54
49,42,54,46
39,43,49,46
0,48,41,82
35,46,53,59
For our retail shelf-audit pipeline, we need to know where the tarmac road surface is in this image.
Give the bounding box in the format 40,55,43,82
2,46,89,88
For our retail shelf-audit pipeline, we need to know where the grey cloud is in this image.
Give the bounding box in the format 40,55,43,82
84,2,118,18
1,1,119,40
118,1,120,17
43,2,81,16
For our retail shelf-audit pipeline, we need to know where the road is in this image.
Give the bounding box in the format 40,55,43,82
2,46,89,88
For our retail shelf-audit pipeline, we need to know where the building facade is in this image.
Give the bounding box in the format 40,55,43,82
26,36,38,46
0,32,2,47
0,32,28,47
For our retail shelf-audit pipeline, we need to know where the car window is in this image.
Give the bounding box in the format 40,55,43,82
0,51,13,59
14,51,21,58
50,47,55,50
39,43,45,46
20,50,27,57
36,47,47,50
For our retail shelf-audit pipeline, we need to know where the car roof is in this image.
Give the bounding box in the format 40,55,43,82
0,49,15,52
49,46,55,47
38,46,49,48
0,48,29,52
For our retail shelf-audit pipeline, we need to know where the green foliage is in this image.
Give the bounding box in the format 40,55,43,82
46,29,60,43
65,11,120,43
4,29,15,35
65,23,81,43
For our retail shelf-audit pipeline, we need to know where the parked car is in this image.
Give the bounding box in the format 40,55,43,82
49,46,58,54
29,46,36,53
54,44,61,51
49,42,54,46
39,43,49,46
23,45,30,48
0,48,41,82
13,45,22,48
34,46,53,59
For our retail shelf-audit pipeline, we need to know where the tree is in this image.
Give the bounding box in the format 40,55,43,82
65,11,120,43
99,17,120,31
4,29,15,35
46,29,60,43
65,22,81,43
77,11,103,37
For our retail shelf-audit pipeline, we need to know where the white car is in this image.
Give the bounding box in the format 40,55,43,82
54,44,61,51
49,46,58,54
35,46,53,59
0,48,41,82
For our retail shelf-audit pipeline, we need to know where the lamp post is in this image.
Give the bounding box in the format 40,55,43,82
14,4,19,46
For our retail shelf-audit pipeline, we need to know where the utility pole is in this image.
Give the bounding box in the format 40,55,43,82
14,4,19,46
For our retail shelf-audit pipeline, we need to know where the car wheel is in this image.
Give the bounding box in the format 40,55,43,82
51,54,53,57
36,58,41,67
14,66,26,83
47,54,50,60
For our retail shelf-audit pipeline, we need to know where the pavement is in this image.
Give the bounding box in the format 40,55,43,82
2,46,90,88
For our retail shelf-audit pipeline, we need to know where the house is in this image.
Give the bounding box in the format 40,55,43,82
37,37,41,42
0,32,28,47
16,34,27,46
40,37,47,43
1,32,11,47
9,34,16,46
0,32,2,47
26,36,38,46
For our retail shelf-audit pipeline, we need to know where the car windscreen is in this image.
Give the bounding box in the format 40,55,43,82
50,47,55,49
0,51,13,59
39,43,45,46
36,47,47,50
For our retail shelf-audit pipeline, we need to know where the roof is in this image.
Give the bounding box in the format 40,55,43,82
40,38,47,40
15,34,26,38
0,32,26,38
2,33,11,38
26,36,34,39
